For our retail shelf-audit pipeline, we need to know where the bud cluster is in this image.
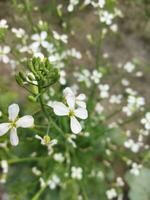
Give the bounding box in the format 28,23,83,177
16,57,60,89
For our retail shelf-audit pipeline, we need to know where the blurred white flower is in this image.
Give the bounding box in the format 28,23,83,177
92,0,105,8
124,62,135,73
53,30,68,43
0,46,10,63
106,188,117,199
0,104,34,146
100,11,114,25
48,174,60,190
67,0,79,12
71,166,83,180
116,177,124,187
31,31,49,51
109,94,122,104
59,70,66,85
0,19,8,29
98,84,110,98
123,95,145,116
53,153,65,163
12,28,25,38
141,112,150,130
130,163,142,176
74,69,91,88
95,103,104,113
91,70,102,84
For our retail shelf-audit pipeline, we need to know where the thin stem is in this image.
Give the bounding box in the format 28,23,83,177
8,156,49,165
31,174,52,200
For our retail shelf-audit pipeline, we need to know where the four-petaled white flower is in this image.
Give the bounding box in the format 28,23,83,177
31,31,49,51
0,46,10,63
141,112,150,130
71,166,83,180
0,104,34,146
52,88,88,134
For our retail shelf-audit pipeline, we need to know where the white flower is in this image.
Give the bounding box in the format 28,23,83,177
0,104,34,146
59,70,66,85
53,30,68,43
91,70,102,84
98,84,109,98
0,19,8,29
12,28,25,38
123,95,145,116
53,153,65,163
100,11,114,25
52,90,88,134
35,135,57,155
109,94,122,104
130,163,142,176
71,166,83,180
141,112,150,130
0,46,10,63
92,0,105,8
31,31,49,51
116,177,124,187
67,0,79,12
74,69,91,88
110,24,118,32
95,103,104,113
48,174,60,190
106,188,117,199
124,62,135,73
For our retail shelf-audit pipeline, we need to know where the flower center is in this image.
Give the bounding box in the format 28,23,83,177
10,121,16,128
43,135,51,145
69,109,75,117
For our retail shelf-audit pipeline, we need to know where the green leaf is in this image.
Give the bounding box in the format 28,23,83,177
125,167,150,200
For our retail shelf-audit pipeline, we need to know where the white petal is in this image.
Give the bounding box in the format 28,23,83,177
41,41,49,48
30,42,40,50
76,100,86,108
16,115,34,128
76,94,86,101
0,123,10,136
66,95,75,109
10,127,19,146
74,108,88,119
31,33,40,41
41,31,47,39
2,55,9,63
63,87,73,96
3,46,10,54
70,116,82,134
53,102,69,116
8,104,19,121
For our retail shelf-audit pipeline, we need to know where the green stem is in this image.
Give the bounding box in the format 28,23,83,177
8,156,49,165
31,185,47,200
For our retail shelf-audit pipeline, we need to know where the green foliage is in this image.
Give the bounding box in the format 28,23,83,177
125,168,150,200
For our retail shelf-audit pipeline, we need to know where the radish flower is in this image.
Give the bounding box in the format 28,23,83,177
0,104,34,146
52,93,88,134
